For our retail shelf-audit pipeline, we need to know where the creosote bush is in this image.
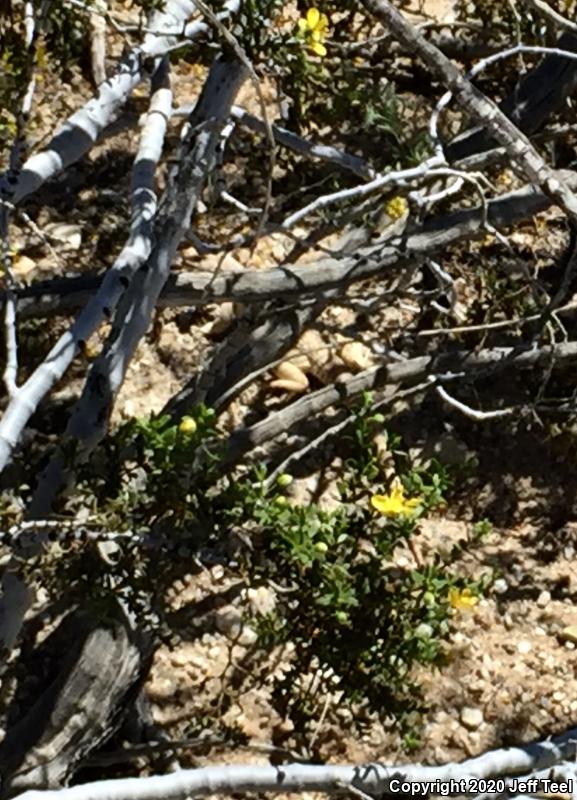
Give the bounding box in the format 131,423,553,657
21,394,492,735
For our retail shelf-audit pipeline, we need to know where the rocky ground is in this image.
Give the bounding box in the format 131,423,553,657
4,0,577,787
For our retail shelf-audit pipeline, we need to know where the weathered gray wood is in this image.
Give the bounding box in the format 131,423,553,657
6,172,576,318
0,604,150,797
164,300,324,418
446,33,577,162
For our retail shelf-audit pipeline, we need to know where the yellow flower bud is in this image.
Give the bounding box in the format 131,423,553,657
179,416,197,435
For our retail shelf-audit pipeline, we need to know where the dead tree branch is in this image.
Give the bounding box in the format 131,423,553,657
11,724,577,800
6,173,574,318
361,0,577,223
222,340,577,468
29,56,248,517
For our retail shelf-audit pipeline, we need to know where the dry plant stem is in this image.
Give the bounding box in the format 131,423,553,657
7,172,574,317
432,42,577,158
229,106,374,179
165,300,323,418
8,0,203,205
0,59,172,476
0,0,219,474
1,1,40,398
446,30,577,162
263,410,353,490
435,385,516,421
262,383,423,490
223,341,577,468
417,299,577,337
0,62,172,652
361,0,577,222
279,155,444,230
29,57,248,519
89,0,108,86
13,724,577,800
190,0,275,239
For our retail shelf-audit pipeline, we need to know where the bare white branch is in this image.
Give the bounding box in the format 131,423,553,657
436,384,516,420
14,725,577,800
28,57,248,517
8,0,240,206
0,56,173,474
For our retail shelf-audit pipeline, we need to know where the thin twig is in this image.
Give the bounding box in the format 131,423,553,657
435,384,516,421
522,0,577,33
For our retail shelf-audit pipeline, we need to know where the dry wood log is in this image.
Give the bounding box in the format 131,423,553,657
0,602,151,797
6,172,576,319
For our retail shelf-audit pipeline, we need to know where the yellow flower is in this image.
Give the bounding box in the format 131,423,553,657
297,8,329,57
448,587,478,611
179,416,197,435
371,478,421,518
384,195,408,221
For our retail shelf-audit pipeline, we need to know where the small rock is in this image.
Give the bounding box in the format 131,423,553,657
245,586,276,615
336,707,354,723
517,639,532,654
460,707,484,731
45,221,82,250
502,613,514,630
493,578,508,594
13,254,36,277
339,341,374,371
170,650,191,668
559,625,577,645
238,626,258,647
216,607,243,639
537,590,551,608
565,641,576,651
